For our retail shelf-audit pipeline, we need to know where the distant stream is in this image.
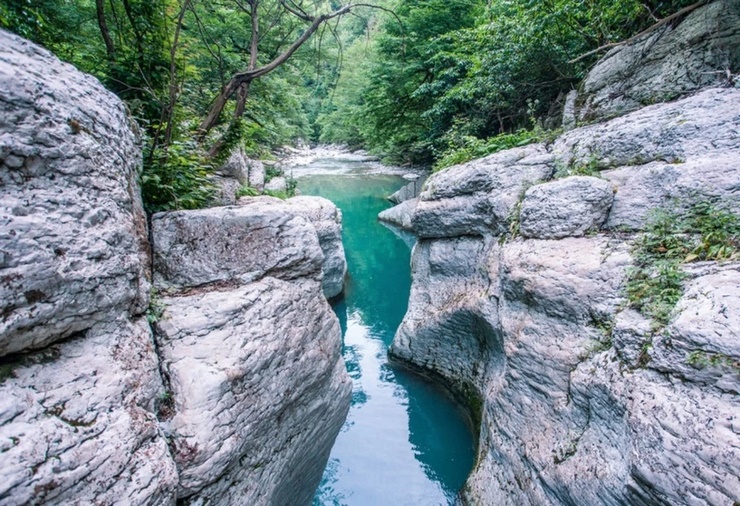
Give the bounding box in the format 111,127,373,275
285,148,475,505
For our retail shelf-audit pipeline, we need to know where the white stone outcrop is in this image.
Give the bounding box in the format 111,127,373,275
151,198,351,505
519,176,614,239
286,196,347,299
412,145,554,238
1,29,351,506
378,197,418,231
0,29,175,505
391,71,740,506
0,29,150,357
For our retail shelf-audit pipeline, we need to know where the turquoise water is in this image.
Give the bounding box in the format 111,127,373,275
298,170,475,506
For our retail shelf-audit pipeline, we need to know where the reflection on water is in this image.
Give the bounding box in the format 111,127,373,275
299,167,475,506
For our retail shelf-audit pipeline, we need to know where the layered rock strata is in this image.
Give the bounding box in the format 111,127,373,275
390,87,740,505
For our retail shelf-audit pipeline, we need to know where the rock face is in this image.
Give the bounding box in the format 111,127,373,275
151,198,351,505
286,196,347,299
0,29,150,357
519,176,614,239
569,0,740,123
388,175,428,204
378,197,418,231
1,30,350,506
0,29,176,504
391,73,740,506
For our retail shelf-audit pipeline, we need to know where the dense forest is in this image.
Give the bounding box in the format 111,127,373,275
0,0,697,211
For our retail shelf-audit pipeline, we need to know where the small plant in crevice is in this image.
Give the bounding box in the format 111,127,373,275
686,351,740,371
554,154,601,179
236,186,260,198
146,289,166,324
625,201,739,330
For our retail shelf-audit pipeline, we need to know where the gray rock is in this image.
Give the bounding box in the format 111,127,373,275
574,0,740,122
151,203,323,290
378,198,418,231
210,175,241,206
388,175,427,204
604,154,740,230
155,277,350,505
217,148,265,191
0,29,151,356
248,158,265,190
553,88,740,171
412,145,554,238
0,317,178,505
519,176,614,239
287,196,347,299
562,90,578,130
651,264,740,393
265,176,287,192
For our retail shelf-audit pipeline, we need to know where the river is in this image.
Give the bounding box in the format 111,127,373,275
285,150,475,506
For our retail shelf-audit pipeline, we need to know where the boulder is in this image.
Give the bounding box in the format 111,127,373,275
0,318,179,505
210,175,241,206
412,145,554,238
265,176,287,193
388,175,428,204
152,199,351,505
217,148,265,191
286,196,347,299
155,277,350,504
573,0,740,123
0,29,150,356
553,88,740,171
519,176,614,239
378,198,418,232
604,154,740,230
151,204,323,290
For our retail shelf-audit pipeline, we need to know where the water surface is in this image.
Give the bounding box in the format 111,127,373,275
297,160,475,506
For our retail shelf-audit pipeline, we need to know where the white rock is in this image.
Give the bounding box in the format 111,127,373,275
151,203,323,290
0,29,150,356
412,145,554,238
519,176,614,239
604,155,740,230
154,277,350,505
378,198,418,231
0,317,178,505
287,196,347,299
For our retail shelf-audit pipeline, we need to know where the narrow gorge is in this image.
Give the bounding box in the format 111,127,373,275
1,0,739,503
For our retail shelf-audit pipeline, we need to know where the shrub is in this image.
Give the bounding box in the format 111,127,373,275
626,201,739,328
141,141,215,213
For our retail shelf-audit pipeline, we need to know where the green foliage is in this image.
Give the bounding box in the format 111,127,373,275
554,155,601,178
236,186,261,198
686,351,740,371
264,166,282,183
141,141,216,213
146,289,166,324
318,0,697,164
626,202,740,328
433,128,548,171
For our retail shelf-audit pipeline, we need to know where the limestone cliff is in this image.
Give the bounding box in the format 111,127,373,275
0,29,349,505
388,4,740,504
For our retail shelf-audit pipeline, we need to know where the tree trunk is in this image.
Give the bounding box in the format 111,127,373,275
95,0,116,61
